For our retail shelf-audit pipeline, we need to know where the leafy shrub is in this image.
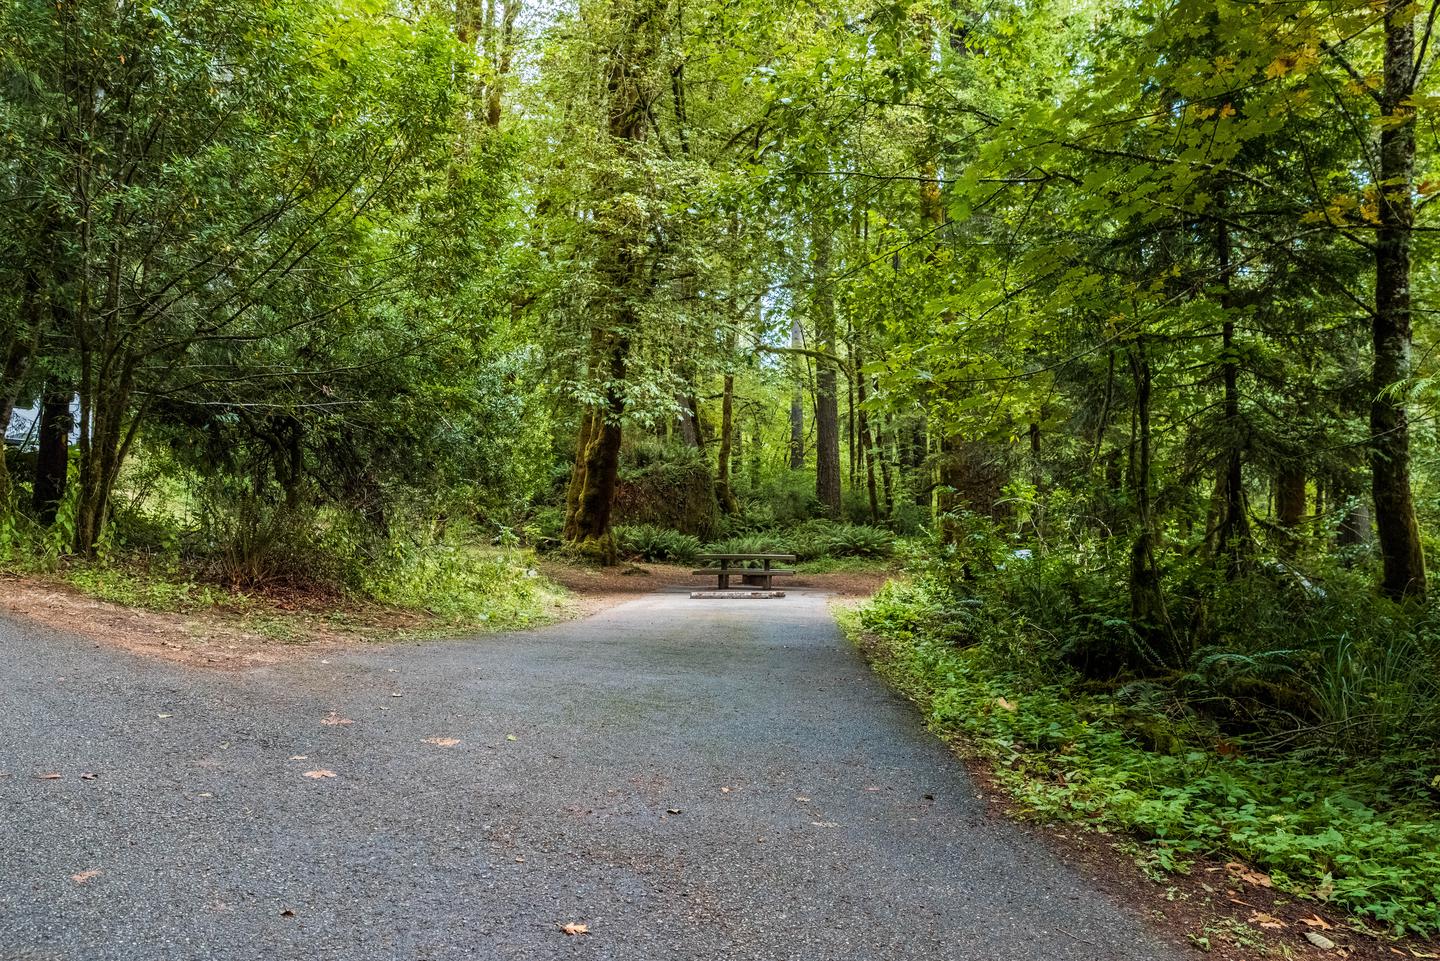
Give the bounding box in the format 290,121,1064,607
745,472,823,525
703,533,795,560
850,535,1440,936
195,488,345,589
615,524,701,563
362,538,558,628
722,501,779,535
523,506,566,550
821,524,894,558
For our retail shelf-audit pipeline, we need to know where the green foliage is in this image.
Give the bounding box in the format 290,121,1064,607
64,564,226,613
360,539,559,629
703,533,796,558
819,524,894,558
614,524,702,563
853,556,1440,936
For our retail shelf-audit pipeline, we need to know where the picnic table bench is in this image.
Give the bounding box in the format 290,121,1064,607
691,553,797,591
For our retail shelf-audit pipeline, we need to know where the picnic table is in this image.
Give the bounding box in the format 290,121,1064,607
691,553,797,591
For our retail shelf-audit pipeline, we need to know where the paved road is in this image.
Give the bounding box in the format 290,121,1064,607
0,589,1184,961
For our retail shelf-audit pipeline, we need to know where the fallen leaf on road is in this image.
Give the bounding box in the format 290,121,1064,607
302,770,337,779
794,796,810,803
720,786,731,793
559,923,589,936
505,734,517,741
290,755,308,760
280,909,295,918
1249,912,1286,930
79,773,99,780
666,808,682,814
320,714,353,726
157,714,172,719
34,773,61,780
810,821,840,828
390,693,403,698
422,737,461,747
71,869,102,884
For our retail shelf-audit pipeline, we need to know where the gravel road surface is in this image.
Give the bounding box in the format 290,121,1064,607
0,588,1184,960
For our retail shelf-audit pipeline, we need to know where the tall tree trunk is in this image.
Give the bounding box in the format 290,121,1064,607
566,333,628,562
715,373,739,513
879,414,895,519
33,385,72,526
846,354,857,488
563,409,596,541
1276,467,1306,529
855,352,880,522
1371,0,1426,600
748,414,762,490
486,0,520,127
789,318,805,469
560,0,658,562
1215,216,1251,567
677,393,701,447
812,216,841,517
1127,336,1175,664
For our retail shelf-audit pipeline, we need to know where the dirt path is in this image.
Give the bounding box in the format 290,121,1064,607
0,587,1187,961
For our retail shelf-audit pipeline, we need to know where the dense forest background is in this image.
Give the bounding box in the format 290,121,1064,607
4,0,1440,939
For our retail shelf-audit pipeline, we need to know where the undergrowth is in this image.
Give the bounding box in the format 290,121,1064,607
848,567,1440,938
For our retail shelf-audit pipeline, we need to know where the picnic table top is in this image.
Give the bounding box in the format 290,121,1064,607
694,553,797,562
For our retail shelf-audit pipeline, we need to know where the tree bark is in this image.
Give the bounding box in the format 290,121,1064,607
1276,467,1306,529
812,216,841,517
715,373,739,513
560,0,658,562
1127,336,1175,665
855,352,880,522
33,385,72,526
1371,0,1426,600
1214,216,1251,567
789,318,805,469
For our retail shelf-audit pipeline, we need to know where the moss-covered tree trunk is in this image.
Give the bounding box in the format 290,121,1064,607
560,0,659,563
1371,0,1426,601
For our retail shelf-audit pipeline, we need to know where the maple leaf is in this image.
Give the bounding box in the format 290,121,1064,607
423,737,461,747
559,922,589,936
302,769,337,779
